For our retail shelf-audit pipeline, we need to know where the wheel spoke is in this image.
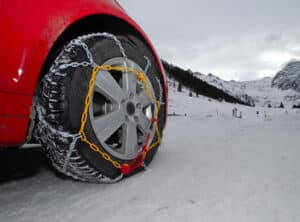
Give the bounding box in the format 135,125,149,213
94,70,124,103
138,111,152,134
137,90,152,108
92,109,124,143
88,58,157,160
122,121,138,156
122,72,137,95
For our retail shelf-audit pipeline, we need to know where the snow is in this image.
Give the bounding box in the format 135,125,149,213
1,88,300,222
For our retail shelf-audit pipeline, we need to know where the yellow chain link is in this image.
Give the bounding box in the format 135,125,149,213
78,65,161,170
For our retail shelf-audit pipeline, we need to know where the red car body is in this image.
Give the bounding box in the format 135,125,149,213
0,0,167,147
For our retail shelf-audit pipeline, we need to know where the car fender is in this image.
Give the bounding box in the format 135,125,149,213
0,0,166,96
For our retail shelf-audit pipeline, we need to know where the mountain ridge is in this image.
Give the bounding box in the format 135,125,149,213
163,60,300,108
162,60,253,106
272,60,300,93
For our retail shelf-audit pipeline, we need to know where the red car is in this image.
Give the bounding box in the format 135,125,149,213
0,0,167,183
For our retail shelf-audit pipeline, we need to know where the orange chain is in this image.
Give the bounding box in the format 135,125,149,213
79,65,161,173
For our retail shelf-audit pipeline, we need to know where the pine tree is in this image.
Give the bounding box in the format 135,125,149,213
177,83,182,92
279,102,284,108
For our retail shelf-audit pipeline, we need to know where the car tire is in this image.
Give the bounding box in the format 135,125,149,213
35,33,165,183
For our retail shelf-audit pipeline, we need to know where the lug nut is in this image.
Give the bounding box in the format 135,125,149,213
129,92,134,99
134,116,139,122
125,115,129,122
136,103,142,109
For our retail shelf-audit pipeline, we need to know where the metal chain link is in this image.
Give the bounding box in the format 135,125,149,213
57,32,128,70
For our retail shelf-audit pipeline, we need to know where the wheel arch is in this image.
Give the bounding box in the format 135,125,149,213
39,14,161,80
38,14,168,127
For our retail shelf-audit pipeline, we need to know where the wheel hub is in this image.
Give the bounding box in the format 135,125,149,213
126,102,135,116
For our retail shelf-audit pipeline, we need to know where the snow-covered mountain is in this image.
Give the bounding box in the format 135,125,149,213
163,60,300,108
194,72,255,106
195,72,300,108
272,60,300,92
162,61,253,106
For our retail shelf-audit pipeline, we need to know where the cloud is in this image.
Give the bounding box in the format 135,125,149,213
119,0,300,80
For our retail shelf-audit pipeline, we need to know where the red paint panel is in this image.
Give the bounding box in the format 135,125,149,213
0,116,29,147
0,92,32,146
0,0,166,96
0,92,32,116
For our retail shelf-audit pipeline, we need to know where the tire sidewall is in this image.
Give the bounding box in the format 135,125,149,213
53,34,164,178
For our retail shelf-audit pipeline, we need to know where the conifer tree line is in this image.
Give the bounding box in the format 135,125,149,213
162,60,252,106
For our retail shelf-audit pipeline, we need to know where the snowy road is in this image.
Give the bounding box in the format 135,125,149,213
1,116,300,222
1,91,300,222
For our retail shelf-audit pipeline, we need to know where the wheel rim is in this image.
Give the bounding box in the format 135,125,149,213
89,57,156,160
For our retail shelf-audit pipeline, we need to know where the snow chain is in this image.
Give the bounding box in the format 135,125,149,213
38,33,162,177
80,65,161,175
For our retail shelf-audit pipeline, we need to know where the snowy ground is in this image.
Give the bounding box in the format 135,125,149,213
1,89,300,222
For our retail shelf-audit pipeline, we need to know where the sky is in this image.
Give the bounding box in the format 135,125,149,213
119,0,300,81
